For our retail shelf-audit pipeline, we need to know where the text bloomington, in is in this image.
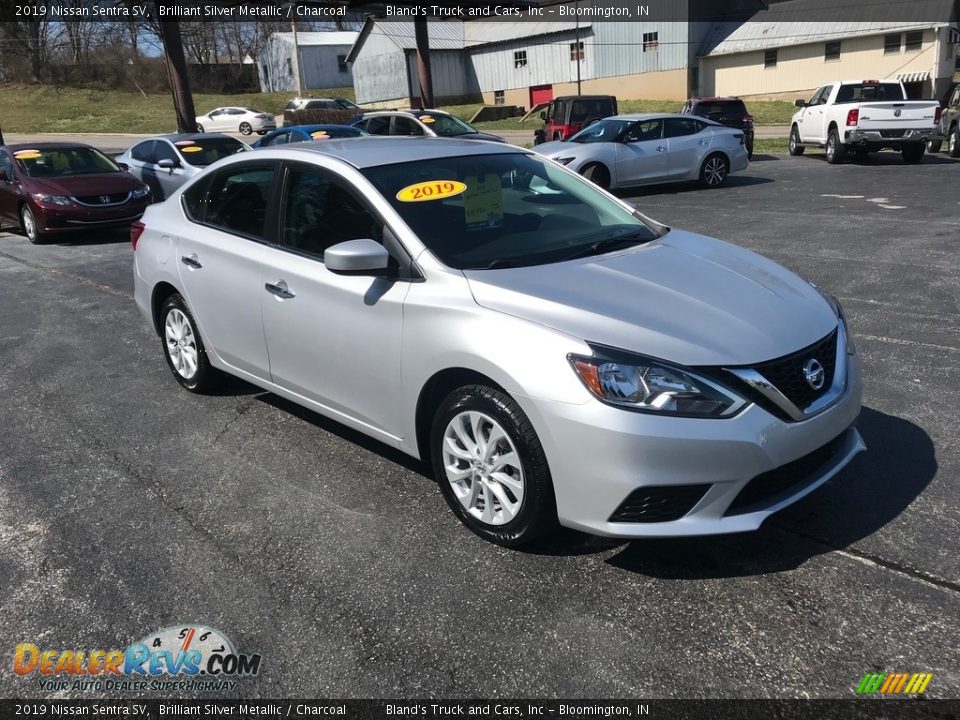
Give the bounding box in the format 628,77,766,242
385,3,647,17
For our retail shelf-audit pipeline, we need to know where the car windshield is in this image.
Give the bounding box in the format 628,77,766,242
174,137,246,166
569,119,632,143
335,99,359,110
419,113,477,136
362,153,664,270
696,101,747,119
13,147,120,177
245,108,267,114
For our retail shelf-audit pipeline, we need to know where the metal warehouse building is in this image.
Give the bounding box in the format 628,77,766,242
346,1,764,109
698,0,959,102
258,31,359,93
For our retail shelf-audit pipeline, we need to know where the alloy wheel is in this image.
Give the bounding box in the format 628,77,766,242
441,411,525,526
21,206,36,242
703,156,727,186
164,308,199,380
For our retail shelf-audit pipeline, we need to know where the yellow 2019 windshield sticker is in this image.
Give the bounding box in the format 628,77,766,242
310,131,329,140
181,146,203,153
14,150,42,159
396,180,466,202
419,116,436,123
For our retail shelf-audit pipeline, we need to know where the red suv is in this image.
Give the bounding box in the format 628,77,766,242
0,143,151,244
534,96,618,144
682,97,755,159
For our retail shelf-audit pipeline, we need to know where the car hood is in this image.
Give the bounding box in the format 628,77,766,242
534,140,589,157
463,230,838,366
27,173,140,197
460,131,506,143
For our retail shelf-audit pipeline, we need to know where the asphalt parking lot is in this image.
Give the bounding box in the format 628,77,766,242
1,150,958,699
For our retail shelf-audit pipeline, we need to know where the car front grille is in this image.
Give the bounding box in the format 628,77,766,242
73,192,130,206
724,432,849,516
751,330,838,411
609,484,711,523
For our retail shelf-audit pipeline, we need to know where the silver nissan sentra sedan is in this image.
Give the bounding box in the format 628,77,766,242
132,137,864,547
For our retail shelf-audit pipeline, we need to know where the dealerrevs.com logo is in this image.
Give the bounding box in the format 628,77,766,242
13,624,261,693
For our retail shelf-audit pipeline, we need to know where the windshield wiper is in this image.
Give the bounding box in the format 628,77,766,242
484,258,528,269
560,231,650,262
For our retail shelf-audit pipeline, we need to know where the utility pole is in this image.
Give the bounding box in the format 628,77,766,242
157,18,198,133
291,11,306,95
575,1,581,95
414,17,434,109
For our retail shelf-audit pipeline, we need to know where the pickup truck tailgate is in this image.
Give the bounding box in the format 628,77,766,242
857,101,939,131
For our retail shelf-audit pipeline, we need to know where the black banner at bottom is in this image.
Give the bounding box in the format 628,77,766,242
2,700,960,720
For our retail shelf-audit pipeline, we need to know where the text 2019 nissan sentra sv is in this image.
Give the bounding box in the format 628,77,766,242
132,138,864,547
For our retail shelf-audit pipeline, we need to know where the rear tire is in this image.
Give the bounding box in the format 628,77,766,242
430,384,557,547
788,125,804,156
949,126,960,158
159,293,221,393
699,153,729,188
926,139,942,153
901,143,925,164
239,122,252,136
825,127,845,164
581,162,611,190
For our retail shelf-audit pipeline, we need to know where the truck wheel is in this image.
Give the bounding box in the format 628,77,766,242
949,126,960,158
825,128,845,164
788,126,804,156
901,143,925,164
926,139,942,154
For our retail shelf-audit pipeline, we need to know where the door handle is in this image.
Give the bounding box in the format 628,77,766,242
181,254,202,269
264,280,295,299
698,139,708,145
656,145,666,152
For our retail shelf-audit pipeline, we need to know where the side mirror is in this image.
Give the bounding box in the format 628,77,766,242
795,99,806,108
157,158,179,171
116,162,129,171
324,239,391,275
540,111,547,121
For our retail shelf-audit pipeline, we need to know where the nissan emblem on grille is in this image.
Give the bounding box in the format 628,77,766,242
804,358,825,390
100,195,110,204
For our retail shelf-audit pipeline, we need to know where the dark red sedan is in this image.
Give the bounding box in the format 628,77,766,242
0,142,151,244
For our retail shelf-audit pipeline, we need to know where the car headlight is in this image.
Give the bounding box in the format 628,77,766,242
130,185,151,200
569,349,747,417
553,156,575,165
812,285,856,356
32,193,72,206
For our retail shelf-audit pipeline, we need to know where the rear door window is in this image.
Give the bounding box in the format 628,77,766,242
664,118,704,137
204,165,277,240
364,116,391,135
392,116,425,136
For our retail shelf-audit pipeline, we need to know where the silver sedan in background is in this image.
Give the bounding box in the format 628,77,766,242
133,138,862,547
535,113,749,190
116,134,247,202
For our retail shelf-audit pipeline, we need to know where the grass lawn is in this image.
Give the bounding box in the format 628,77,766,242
753,137,790,154
1,84,797,136
0,84,355,134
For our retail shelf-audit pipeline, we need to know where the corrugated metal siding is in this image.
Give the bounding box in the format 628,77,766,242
469,30,594,91
299,45,354,90
705,21,937,56
353,52,409,104
701,29,942,97
406,50,476,100
591,23,691,77
370,21,465,50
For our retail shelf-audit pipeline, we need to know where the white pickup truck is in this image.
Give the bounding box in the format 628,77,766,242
789,80,941,164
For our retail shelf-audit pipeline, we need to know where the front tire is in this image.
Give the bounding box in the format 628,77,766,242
949,126,960,158
159,293,221,393
789,125,804,156
901,143,925,164
430,384,557,547
239,122,252,136
20,204,45,244
581,162,610,190
196,123,204,133
257,131,268,136
926,139,942,154
699,153,729,187
825,127,845,164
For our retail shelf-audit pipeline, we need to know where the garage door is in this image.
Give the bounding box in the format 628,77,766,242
529,85,553,107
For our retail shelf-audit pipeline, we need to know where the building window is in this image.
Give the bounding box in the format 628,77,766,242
569,41,584,62
905,31,923,51
824,41,841,61
262,64,269,84
514,50,527,69
286,57,293,76
643,32,659,52
337,54,347,72
494,90,505,106
764,49,778,68
884,33,902,53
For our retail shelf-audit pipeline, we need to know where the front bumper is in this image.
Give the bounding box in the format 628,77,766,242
845,128,934,143
520,351,863,538
34,199,149,234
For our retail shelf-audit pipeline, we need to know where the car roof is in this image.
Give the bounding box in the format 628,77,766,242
362,109,453,118
3,142,95,151
607,113,688,121
258,136,522,169
279,124,359,132
689,97,744,103
150,133,239,142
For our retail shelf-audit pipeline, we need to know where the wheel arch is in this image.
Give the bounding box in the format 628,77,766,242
414,367,508,462
150,281,182,335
